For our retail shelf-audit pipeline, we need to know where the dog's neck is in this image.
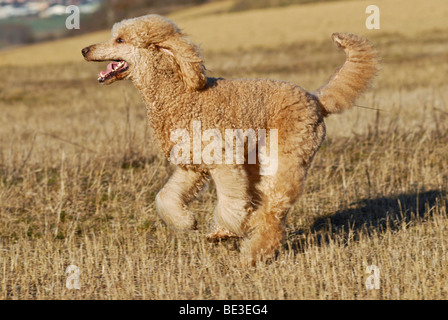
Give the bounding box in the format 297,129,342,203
130,61,197,157
132,65,187,111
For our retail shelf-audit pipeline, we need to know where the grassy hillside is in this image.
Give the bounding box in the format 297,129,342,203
0,0,447,65
0,0,447,299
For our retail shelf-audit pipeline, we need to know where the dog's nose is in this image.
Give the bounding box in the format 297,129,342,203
81,47,90,57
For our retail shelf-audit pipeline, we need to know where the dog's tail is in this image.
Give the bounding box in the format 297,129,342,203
315,32,379,117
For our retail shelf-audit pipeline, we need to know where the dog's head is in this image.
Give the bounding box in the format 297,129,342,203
81,14,206,90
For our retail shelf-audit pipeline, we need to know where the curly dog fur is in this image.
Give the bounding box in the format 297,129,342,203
82,14,379,265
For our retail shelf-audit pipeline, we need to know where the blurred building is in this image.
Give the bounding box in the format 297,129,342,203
0,0,101,19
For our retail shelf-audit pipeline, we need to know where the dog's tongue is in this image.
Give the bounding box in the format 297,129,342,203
98,62,117,78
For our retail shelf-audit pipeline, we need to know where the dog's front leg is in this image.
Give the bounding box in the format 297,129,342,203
155,167,208,231
207,166,253,238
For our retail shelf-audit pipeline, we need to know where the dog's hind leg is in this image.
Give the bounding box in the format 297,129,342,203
155,168,208,231
240,155,308,266
239,104,326,265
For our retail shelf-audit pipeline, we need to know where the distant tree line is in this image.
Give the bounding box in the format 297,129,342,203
0,25,32,47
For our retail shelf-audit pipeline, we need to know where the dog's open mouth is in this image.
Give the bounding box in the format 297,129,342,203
97,61,129,83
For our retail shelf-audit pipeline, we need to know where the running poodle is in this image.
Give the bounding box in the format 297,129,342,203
82,14,379,265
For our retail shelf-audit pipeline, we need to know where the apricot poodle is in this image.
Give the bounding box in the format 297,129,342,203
82,14,379,265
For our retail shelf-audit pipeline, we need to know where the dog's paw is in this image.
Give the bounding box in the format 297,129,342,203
206,226,238,242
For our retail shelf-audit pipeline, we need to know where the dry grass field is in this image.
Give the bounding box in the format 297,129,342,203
0,0,447,299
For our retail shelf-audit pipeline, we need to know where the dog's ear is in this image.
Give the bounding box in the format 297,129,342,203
158,35,207,91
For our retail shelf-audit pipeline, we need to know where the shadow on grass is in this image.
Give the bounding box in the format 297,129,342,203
286,190,447,252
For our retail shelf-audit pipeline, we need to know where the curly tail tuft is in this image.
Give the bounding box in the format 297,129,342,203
315,32,380,117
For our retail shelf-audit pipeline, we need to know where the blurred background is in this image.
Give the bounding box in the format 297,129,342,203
0,0,213,49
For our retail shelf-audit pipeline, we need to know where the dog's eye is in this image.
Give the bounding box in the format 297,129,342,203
116,38,124,43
